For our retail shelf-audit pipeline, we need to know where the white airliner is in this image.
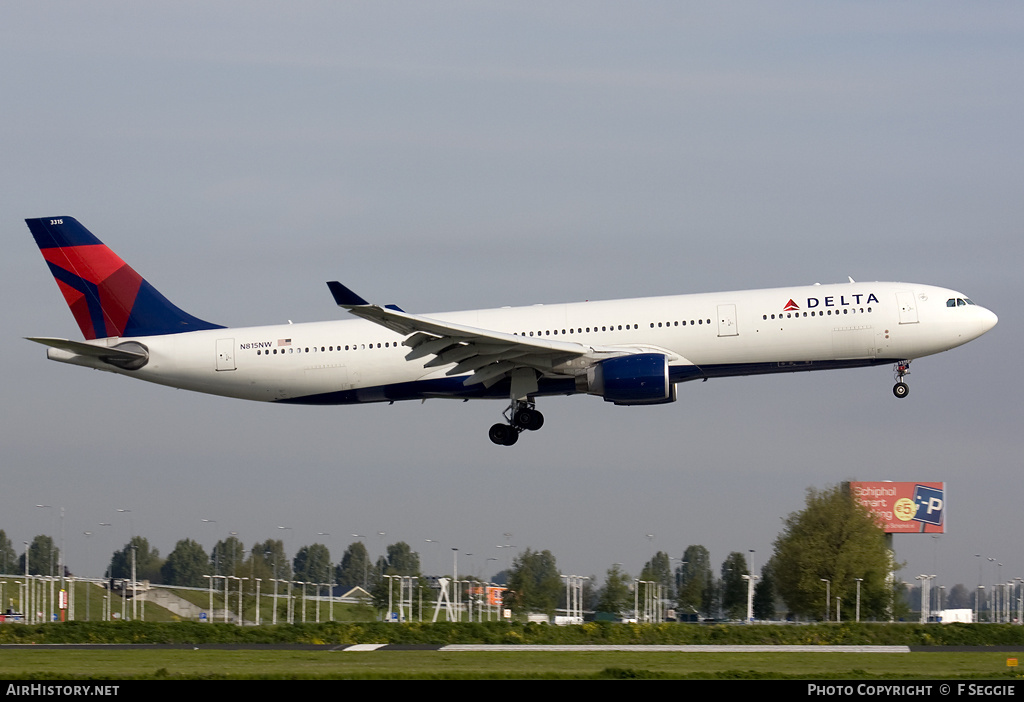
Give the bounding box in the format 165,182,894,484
26,217,997,445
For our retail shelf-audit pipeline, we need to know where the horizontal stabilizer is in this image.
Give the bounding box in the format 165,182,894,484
27,337,149,370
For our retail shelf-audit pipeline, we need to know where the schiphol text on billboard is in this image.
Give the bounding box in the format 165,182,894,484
850,481,945,534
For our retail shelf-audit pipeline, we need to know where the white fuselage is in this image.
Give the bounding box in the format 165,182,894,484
47,281,997,405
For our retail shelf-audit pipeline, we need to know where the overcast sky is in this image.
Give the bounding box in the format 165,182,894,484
2,3,1020,599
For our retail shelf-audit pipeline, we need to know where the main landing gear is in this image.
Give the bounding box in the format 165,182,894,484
893,360,911,398
488,400,545,446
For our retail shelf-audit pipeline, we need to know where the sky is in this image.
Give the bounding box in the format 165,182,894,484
2,2,1021,600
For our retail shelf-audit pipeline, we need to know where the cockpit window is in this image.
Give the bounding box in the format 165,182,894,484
947,298,976,307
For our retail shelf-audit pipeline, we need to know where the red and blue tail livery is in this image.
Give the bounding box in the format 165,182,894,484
25,215,996,445
26,217,222,339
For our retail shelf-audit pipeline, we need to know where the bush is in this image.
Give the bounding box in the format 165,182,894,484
2,620,1024,646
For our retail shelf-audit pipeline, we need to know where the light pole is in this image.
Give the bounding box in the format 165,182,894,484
560,575,589,623
254,578,262,626
237,577,248,625
1015,578,1024,624
451,549,459,622
916,575,927,623
988,558,996,622
821,579,830,622
271,578,285,625
741,574,759,622
130,544,137,621
203,575,213,622
212,575,227,622
854,578,863,622
24,542,30,624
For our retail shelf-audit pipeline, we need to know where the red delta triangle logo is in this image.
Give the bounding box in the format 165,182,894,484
783,299,800,311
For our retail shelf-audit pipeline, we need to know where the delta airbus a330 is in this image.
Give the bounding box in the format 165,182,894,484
26,217,997,445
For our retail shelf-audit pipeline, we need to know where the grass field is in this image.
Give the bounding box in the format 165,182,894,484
1,649,1023,680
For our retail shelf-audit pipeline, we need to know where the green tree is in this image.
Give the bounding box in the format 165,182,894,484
771,483,893,620
293,543,332,592
20,535,59,576
506,548,561,616
383,542,420,576
161,539,209,587
752,563,777,620
675,544,712,618
0,530,17,574
108,536,163,582
210,535,245,577
947,583,970,610
336,541,371,590
720,551,749,620
640,551,674,599
596,564,631,617
243,539,289,591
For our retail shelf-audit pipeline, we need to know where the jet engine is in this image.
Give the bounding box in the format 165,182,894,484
578,353,676,405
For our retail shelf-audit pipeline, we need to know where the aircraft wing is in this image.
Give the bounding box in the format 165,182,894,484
327,282,591,390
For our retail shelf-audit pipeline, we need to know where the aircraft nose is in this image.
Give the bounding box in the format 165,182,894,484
979,307,998,333
966,305,998,339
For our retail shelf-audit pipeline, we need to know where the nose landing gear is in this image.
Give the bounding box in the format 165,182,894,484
893,360,911,398
488,400,545,446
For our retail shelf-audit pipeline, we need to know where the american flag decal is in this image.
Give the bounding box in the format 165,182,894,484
278,339,292,346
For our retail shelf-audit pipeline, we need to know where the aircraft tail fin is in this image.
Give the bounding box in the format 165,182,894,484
26,217,224,339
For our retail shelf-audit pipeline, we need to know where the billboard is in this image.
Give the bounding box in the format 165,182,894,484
850,481,945,533
468,584,506,606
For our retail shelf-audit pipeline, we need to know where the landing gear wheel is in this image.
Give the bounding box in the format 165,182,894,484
513,407,544,431
892,360,911,399
489,399,543,446
489,423,519,446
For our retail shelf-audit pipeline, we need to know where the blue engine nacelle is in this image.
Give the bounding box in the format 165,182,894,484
582,353,676,405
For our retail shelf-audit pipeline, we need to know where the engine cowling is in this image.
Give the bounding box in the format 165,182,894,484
581,353,675,405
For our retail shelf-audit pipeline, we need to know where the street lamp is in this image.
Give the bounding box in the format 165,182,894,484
854,578,863,622
451,549,460,621
23,542,30,624
916,574,935,624
741,574,759,622
821,579,830,622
